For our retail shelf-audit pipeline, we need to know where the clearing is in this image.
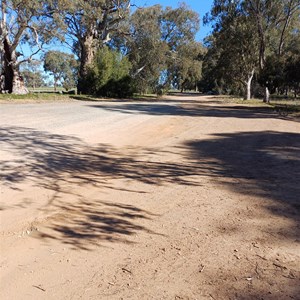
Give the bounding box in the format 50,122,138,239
0,94,299,299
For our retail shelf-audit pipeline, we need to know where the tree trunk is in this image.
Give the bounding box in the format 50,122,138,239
54,77,58,92
77,35,96,94
263,86,270,103
244,69,254,100
2,38,28,94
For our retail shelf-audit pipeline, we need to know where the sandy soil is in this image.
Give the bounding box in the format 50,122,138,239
0,94,299,300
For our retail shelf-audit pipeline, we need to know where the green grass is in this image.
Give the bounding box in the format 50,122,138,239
210,95,269,106
0,92,158,102
210,95,300,117
27,86,76,93
0,92,71,101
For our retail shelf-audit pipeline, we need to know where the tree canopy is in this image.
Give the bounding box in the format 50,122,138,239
43,50,78,91
201,0,300,101
0,0,62,93
126,4,201,94
58,0,131,94
2,0,298,100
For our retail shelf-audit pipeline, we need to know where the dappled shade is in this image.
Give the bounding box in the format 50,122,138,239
0,126,200,191
0,125,196,249
184,131,300,237
87,102,280,119
1,126,299,248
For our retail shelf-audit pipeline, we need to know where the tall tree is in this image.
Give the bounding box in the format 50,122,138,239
168,42,204,92
128,5,168,93
245,0,300,102
20,60,45,90
43,50,78,91
127,4,200,93
0,0,60,94
58,0,131,94
204,0,300,101
203,11,258,99
161,3,201,90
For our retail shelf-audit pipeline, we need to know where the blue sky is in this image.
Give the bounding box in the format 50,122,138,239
133,0,214,41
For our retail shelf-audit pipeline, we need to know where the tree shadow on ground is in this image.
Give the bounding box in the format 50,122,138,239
184,131,300,238
1,126,299,250
70,94,217,105
0,125,197,249
87,102,287,120
183,131,300,299
0,126,199,192
37,199,158,250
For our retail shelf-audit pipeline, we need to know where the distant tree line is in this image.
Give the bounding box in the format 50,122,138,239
1,0,299,101
200,0,300,102
0,0,202,97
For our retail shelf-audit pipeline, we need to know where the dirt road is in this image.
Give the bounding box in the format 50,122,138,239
1,94,299,299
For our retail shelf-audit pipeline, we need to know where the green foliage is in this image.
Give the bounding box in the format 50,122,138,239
168,42,204,91
201,0,300,99
84,46,134,98
43,51,78,91
0,0,63,93
57,0,131,93
260,36,300,96
20,61,45,89
200,13,258,97
21,70,45,89
128,5,168,94
161,3,200,51
127,4,201,94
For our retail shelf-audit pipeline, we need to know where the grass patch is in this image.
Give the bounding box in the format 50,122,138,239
0,93,72,102
0,92,161,103
70,93,159,102
209,95,270,106
209,95,300,118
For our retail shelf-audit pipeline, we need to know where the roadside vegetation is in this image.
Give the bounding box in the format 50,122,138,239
1,1,299,103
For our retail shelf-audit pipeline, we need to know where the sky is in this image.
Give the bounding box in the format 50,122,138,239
133,0,214,41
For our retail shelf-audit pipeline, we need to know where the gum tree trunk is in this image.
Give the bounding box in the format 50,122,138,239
245,69,255,100
77,35,95,94
263,86,270,103
2,38,28,94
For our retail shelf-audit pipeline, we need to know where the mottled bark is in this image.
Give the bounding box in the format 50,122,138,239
77,35,96,94
2,38,28,94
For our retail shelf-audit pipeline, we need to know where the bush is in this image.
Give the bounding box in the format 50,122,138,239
98,76,135,98
80,46,135,98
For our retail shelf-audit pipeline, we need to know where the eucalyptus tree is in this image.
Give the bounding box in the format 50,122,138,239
205,0,300,102
162,3,201,90
161,3,200,51
168,41,203,92
245,0,300,102
0,0,61,94
203,9,259,99
21,60,45,90
58,0,131,94
43,50,78,91
127,5,167,93
285,34,300,97
127,3,201,93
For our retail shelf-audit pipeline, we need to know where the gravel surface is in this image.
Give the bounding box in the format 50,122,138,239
1,94,300,299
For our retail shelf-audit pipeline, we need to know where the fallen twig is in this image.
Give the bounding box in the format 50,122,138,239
199,264,205,273
122,267,132,274
273,262,287,270
32,285,46,292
